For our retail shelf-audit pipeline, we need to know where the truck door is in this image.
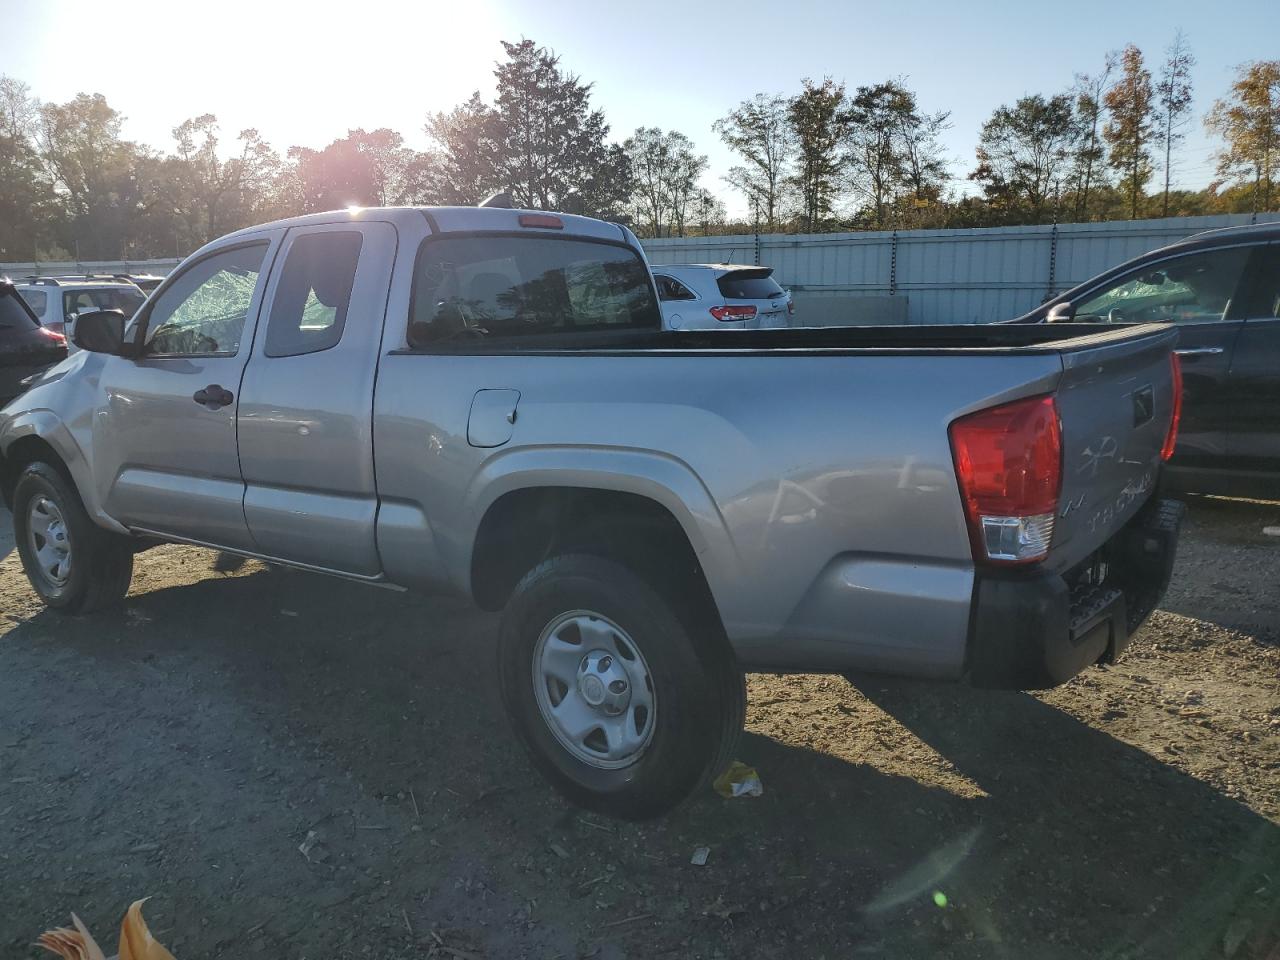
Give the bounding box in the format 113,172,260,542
235,220,397,576
94,236,281,549
1225,243,1280,485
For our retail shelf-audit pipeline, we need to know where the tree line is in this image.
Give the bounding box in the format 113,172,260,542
1,37,1277,261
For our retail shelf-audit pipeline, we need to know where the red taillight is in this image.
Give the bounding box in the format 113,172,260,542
709,304,757,322
518,213,563,229
38,326,66,345
949,394,1062,565
787,298,795,316
1161,352,1183,461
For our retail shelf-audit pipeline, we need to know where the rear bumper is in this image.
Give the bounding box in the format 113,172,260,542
966,498,1184,690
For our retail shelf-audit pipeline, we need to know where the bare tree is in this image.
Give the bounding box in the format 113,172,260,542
1155,31,1195,216
1069,52,1117,219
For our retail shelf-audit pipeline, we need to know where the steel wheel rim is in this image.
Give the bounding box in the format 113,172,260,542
27,495,72,587
532,610,657,770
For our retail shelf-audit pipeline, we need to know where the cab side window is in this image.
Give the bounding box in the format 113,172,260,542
264,231,362,357
144,244,268,357
1075,247,1253,325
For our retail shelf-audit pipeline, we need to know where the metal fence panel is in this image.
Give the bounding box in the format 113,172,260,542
641,213,1280,324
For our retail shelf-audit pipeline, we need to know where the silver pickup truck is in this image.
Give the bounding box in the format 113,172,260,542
1,206,1184,818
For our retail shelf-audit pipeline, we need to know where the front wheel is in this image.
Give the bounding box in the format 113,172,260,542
12,461,134,613
498,554,744,820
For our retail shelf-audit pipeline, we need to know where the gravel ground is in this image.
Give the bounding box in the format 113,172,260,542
1,497,1277,960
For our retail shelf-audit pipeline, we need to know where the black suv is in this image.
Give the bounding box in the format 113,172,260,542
1,279,68,407
1013,223,1280,500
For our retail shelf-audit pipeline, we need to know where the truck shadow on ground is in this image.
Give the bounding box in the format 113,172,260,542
1,558,1276,958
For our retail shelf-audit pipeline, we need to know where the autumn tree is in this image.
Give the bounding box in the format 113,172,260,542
1206,60,1280,212
970,94,1076,218
787,78,848,230
714,93,794,230
1104,44,1155,219
1155,31,1195,216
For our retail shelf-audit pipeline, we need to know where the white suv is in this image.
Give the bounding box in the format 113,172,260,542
15,276,148,347
651,263,794,330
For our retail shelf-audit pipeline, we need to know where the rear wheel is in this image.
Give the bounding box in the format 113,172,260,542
12,461,133,613
498,553,744,820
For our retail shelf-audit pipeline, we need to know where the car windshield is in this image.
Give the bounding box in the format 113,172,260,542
62,286,147,319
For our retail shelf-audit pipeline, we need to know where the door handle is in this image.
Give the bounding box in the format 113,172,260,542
192,384,234,409
1174,347,1224,357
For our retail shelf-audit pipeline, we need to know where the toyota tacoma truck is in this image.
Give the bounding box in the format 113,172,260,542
0,205,1184,819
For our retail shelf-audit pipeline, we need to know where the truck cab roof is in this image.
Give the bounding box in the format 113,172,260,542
217,206,635,246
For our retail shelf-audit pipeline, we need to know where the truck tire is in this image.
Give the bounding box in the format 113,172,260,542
12,461,133,613
498,553,744,820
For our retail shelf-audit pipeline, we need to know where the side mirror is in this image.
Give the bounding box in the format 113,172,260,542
1046,302,1076,324
72,309,128,354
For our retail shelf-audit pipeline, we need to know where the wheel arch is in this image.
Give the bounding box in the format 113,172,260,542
465,448,739,620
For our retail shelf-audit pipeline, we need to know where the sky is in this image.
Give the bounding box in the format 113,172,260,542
2,0,1274,217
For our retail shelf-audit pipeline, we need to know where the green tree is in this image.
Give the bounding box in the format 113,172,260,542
1206,60,1280,212
166,114,283,245
693,189,726,236
37,92,144,258
714,93,794,230
787,78,848,230
1104,44,1156,220
0,75,60,259
490,39,630,216
1155,31,1195,217
970,94,1076,219
845,80,936,228
426,92,500,204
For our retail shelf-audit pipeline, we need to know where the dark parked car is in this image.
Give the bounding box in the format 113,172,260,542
1,279,67,407
1012,223,1280,500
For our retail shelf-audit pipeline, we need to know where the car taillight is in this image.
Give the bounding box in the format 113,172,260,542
949,394,1062,565
38,327,66,345
1161,352,1182,462
709,304,757,321
787,298,795,315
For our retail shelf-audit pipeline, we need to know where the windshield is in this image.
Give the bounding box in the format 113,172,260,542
62,286,147,319
409,236,660,344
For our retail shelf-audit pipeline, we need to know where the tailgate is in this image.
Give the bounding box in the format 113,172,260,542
1049,325,1179,572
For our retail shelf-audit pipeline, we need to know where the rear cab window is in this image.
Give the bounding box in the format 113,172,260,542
408,235,660,346
717,269,785,301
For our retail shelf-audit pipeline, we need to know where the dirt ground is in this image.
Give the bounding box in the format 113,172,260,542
1,496,1277,960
